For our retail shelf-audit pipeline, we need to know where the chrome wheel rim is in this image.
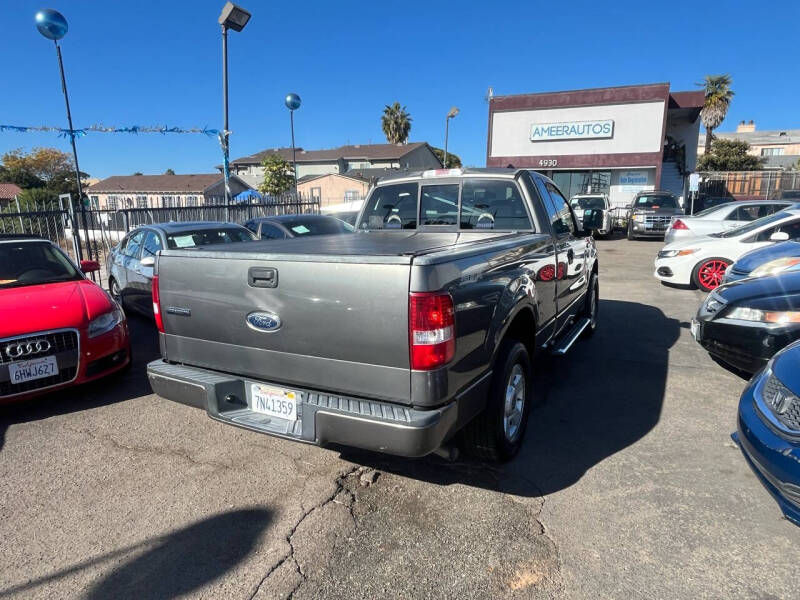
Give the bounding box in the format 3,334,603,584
503,364,526,442
110,280,121,302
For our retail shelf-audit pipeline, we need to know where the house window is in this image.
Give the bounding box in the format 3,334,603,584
136,195,148,208
761,148,784,156
90,196,99,209
185,195,198,207
310,187,322,199
344,190,360,201
107,196,119,210
161,195,177,208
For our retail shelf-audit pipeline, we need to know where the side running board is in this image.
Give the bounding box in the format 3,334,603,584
550,318,591,356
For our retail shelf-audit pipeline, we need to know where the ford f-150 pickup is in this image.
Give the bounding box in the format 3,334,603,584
147,168,601,461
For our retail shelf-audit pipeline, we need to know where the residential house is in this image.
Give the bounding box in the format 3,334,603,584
86,173,253,210
0,183,23,208
227,142,442,203
698,121,800,170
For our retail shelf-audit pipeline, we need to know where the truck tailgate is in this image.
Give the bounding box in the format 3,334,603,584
157,253,412,403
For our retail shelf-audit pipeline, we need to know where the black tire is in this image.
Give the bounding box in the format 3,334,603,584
627,224,635,240
109,277,124,309
461,339,533,462
580,271,599,338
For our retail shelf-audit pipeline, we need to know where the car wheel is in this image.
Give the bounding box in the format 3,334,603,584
461,339,532,462
109,277,124,307
580,271,599,337
627,224,635,240
692,257,731,292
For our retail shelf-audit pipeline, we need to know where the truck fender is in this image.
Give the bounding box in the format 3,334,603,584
485,276,539,366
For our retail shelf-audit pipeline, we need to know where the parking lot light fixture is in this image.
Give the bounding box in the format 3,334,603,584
285,93,302,195
218,2,251,211
35,8,89,262
444,107,459,168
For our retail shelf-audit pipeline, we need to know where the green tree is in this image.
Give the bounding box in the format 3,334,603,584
164,168,176,175
16,187,59,211
430,146,462,168
698,74,734,155
697,139,764,171
381,102,412,144
259,154,294,196
0,147,87,199
132,171,143,176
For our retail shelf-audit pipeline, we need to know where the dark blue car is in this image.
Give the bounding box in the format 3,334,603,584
724,240,800,283
734,340,800,525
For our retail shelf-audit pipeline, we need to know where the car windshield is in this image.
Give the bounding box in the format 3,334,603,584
570,197,605,210
277,216,354,236
715,210,792,238
323,211,360,226
0,241,82,289
633,195,678,209
165,227,254,249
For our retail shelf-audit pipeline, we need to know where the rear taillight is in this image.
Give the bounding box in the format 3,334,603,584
152,274,164,333
409,292,455,370
671,219,689,230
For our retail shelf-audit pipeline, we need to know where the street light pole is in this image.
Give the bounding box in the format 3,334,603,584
285,93,302,198
36,9,90,261
444,106,459,169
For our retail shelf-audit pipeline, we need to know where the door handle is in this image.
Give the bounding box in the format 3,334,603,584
567,248,575,264
248,267,278,288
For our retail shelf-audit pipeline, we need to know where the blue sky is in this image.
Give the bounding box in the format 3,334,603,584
1,0,798,178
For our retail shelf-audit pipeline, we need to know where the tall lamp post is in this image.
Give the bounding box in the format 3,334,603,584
218,2,251,213
35,8,90,261
285,93,301,196
444,106,459,169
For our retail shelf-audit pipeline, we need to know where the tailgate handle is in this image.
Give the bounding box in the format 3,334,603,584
248,267,278,288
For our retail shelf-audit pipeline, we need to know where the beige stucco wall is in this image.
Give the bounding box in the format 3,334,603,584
297,174,369,207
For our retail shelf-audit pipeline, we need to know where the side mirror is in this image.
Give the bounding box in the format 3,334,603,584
770,231,790,242
80,259,100,274
580,208,604,234
140,256,156,268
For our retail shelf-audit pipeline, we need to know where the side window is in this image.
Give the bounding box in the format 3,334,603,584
760,204,784,218
261,224,285,240
123,230,146,259
244,221,258,233
117,235,129,254
141,231,163,259
545,184,577,236
460,179,532,230
730,206,761,222
359,183,418,230
420,184,459,226
780,219,800,240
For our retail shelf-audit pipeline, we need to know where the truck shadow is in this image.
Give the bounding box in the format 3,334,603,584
340,299,679,497
0,508,271,599
0,313,159,452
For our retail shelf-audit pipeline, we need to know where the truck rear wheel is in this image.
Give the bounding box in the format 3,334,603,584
461,339,532,462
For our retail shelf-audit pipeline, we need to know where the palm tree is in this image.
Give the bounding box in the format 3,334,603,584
698,74,734,155
381,102,412,144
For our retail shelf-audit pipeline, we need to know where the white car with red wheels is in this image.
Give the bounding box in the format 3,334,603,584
654,208,800,292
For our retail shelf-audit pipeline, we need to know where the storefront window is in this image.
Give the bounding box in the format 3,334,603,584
551,171,611,199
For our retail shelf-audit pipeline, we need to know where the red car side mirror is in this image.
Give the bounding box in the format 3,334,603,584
80,259,100,274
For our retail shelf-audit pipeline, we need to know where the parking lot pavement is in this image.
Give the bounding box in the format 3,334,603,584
1,234,799,599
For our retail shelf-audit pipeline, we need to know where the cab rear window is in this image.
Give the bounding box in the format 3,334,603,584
359,179,533,231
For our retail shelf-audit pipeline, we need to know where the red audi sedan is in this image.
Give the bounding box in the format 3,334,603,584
0,236,131,403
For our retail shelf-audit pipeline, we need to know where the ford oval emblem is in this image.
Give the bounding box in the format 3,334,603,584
246,311,282,332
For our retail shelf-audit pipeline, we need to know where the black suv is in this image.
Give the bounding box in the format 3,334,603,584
627,191,683,240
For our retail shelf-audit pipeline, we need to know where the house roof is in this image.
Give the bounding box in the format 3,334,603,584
699,129,800,146
0,182,23,200
297,172,371,185
87,174,226,193
232,142,431,165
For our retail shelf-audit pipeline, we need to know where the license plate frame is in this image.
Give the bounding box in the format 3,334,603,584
250,383,299,422
8,355,59,385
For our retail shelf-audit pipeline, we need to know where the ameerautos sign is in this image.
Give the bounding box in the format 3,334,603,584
530,119,614,142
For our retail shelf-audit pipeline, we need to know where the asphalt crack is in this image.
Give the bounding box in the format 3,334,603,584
249,464,362,600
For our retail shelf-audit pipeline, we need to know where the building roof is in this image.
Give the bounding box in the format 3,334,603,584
86,174,225,193
232,142,432,166
297,172,371,185
699,129,800,146
0,182,23,200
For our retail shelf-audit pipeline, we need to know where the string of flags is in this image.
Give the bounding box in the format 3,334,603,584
0,124,221,139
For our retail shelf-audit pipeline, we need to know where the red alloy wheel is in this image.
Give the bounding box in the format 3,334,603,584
696,259,730,291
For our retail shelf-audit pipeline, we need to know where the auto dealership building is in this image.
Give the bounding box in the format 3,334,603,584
486,83,704,207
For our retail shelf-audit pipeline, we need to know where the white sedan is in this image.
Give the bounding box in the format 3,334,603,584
654,208,800,292
663,200,791,244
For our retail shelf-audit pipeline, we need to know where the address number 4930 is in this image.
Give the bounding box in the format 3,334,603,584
538,159,558,167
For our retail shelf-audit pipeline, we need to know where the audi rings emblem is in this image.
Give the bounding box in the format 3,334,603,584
5,339,51,359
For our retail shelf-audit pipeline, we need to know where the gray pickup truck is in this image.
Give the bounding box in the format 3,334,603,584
147,168,601,461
